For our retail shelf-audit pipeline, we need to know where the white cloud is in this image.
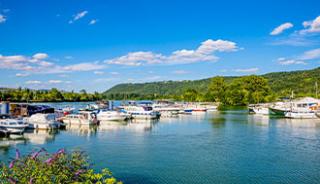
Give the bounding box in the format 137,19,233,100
277,48,320,65
48,80,62,84
16,73,29,77
110,72,119,75
0,14,6,23
38,61,54,67
172,70,190,74
270,36,316,46
234,68,259,73
0,53,105,74
63,62,105,71
146,76,162,80
32,53,48,60
69,11,88,24
26,80,41,84
299,48,320,60
278,58,307,65
300,15,320,34
0,54,31,71
94,78,114,83
58,74,69,77
105,39,238,66
65,56,73,60
106,51,163,66
94,71,104,75
270,22,293,35
89,19,97,25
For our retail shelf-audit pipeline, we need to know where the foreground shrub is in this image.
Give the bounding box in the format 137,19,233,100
0,148,122,184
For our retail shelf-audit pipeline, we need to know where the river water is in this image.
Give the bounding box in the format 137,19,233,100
1,102,320,183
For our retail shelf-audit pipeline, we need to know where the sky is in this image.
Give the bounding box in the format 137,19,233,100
0,0,320,92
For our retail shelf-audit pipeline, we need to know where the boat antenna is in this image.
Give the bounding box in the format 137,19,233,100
316,81,318,99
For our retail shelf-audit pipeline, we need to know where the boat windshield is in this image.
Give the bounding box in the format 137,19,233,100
143,106,153,111
0,115,11,119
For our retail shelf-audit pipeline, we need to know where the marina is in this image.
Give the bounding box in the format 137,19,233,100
249,97,320,119
0,102,319,183
1,1,320,183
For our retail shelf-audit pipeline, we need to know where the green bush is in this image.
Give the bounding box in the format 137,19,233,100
0,148,122,184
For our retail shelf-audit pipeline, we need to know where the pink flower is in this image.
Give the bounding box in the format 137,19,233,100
31,148,46,159
9,160,15,168
75,169,85,176
8,177,16,184
15,149,20,160
44,157,54,165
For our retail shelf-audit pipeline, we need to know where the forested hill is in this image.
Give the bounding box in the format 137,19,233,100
103,67,320,99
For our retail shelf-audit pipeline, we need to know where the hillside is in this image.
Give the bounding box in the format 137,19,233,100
103,67,320,99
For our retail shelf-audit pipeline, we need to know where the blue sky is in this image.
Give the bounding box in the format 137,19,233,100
0,0,320,92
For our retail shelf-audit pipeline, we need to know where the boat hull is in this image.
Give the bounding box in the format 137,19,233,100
97,116,127,121
285,112,318,119
253,107,269,115
269,107,287,116
3,126,27,134
62,119,92,125
28,122,60,130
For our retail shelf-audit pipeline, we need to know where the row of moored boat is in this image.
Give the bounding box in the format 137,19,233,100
248,97,320,119
0,101,218,135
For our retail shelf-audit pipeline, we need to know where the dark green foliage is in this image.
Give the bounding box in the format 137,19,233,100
0,88,102,102
103,67,320,102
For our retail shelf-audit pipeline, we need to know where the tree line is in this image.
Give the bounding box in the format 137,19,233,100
103,75,275,105
0,88,102,102
2,73,318,105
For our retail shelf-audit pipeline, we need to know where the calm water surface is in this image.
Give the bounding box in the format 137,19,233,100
1,102,320,184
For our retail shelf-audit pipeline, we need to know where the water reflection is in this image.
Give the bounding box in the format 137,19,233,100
210,113,226,128
126,119,156,132
275,118,320,129
65,124,98,137
247,114,270,126
23,129,58,145
99,121,128,131
0,135,27,151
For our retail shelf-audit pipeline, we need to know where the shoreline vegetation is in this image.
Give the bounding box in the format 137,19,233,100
103,67,320,105
1,67,319,105
0,148,122,184
0,88,102,103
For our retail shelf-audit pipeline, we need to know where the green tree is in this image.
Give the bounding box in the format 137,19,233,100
182,89,199,102
208,76,227,103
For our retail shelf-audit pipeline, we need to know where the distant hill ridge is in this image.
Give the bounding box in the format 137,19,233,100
104,67,320,98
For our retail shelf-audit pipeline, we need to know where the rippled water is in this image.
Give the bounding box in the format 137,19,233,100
1,103,320,183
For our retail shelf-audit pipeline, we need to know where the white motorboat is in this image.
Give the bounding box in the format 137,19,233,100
24,113,61,130
284,97,320,119
120,105,158,119
152,104,181,116
0,115,28,134
199,103,218,111
268,102,291,116
285,111,318,119
97,110,128,121
252,106,270,115
248,103,270,115
183,103,207,113
62,111,99,125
